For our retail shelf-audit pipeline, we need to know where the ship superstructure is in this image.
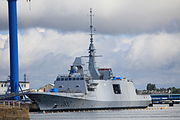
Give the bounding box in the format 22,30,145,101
26,9,151,111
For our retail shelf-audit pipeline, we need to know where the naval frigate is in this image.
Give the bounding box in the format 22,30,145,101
26,9,151,111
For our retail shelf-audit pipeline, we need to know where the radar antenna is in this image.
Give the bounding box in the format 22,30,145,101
88,8,100,79
89,8,96,56
27,0,32,10
90,8,94,45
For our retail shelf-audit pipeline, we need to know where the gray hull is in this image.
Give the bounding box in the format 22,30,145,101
27,93,151,111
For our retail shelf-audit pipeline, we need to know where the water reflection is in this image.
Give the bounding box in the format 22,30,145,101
30,104,180,120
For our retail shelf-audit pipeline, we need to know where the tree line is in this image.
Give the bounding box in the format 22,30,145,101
146,83,180,94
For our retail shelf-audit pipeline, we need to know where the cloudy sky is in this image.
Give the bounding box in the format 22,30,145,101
0,0,180,89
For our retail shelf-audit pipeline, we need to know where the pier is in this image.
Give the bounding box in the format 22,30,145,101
0,101,29,119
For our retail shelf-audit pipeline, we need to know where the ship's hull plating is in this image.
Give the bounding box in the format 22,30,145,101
27,93,151,111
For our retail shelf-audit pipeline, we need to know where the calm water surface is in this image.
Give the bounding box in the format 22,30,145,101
30,104,180,120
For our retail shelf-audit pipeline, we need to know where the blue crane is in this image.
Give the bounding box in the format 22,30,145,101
8,0,20,100
7,0,31,100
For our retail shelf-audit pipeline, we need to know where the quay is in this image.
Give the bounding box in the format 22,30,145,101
0,101,29,120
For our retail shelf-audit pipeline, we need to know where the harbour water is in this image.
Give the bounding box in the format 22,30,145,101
30,104,180,120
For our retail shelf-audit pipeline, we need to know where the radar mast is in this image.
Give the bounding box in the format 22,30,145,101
88,8,99,79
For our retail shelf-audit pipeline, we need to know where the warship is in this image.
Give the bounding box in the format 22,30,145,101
26,9,151,111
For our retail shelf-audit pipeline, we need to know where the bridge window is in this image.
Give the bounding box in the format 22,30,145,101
61,78,64,81
113,84,121,94
56,78,60,81
88,88,95,91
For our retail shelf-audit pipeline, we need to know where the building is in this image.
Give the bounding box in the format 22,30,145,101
0,75,30,95
38,83,54,92
0,81,30,95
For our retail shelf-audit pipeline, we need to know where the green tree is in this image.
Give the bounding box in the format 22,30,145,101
146,83,156,91
168,87,180,94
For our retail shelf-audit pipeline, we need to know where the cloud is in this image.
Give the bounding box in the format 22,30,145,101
18,28,88,67
0,28,90,87
0,0,180,89
125,32,180,70
95,32,180,89
0,0,180,34
2,29,180,88
0,34,9,70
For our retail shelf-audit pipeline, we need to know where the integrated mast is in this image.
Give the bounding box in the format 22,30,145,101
88,8,99,79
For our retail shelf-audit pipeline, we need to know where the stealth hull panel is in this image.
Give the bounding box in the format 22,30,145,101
27,92,151,111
